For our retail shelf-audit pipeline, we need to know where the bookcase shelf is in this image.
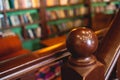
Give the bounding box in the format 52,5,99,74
92,1,120,7
90,1,119,23
0,25,21,30
0,8,39,13
25,23,40,29
91,0,120,31
92,2,107,7
6,9,38,16
0,0,119,51
0,0,42,51
44,0,91,39
22,38,41,50
46,4,84,11
42,0,120,46
91,0,120,14
0,21,40,30
47,15,88,25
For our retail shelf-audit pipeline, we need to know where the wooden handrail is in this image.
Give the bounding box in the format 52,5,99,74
0,48,69,80
61,9,120,80
61,27,105,80
1,10,119,79
96,9,120,80
0,26,110,80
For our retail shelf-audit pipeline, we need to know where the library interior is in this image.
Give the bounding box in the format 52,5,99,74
0,0,120,80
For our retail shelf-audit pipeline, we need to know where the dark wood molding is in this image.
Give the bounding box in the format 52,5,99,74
96,9,120,80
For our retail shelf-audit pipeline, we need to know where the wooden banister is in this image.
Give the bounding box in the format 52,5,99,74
0,10,120,80
96,9,120,80
0,27,112,80
61,9,120,80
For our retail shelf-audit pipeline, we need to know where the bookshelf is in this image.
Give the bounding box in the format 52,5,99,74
40,0,120,47
43,0,92,38
0,0,42,51
0,0,119,50
91,0,120,30
91,0,120,14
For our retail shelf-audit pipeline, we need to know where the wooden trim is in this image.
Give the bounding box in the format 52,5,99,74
0,25,111,79
96,9,120,80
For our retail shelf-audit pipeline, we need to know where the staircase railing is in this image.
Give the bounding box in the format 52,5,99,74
0,9,120,80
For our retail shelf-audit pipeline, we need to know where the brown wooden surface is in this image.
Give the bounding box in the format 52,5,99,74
0,36,30,61
41,27,109,47
62,27,105,80
117,57,120,79
0,40,68,79
0,25,110,79
96,10,120,80
1,13,119,79
41,35,66,46
92,13,114,31
40,0,48,38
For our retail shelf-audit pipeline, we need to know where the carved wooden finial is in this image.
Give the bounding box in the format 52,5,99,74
66,27,98,66
66,27,98,58
62,27,104,80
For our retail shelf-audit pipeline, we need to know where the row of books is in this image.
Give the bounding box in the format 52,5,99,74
91,2,119,13
0,26,42,40
0,13,39,28
25,26,42,40
91,0,117,2
0,0,40,10
0,29,16,37
46,7,88,21
46,0,84,7
47,19,82,35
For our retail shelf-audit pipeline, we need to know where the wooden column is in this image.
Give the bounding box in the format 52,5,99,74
40,0,48,38
61,27,105,80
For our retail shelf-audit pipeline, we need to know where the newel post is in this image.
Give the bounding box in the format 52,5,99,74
61,27,105,80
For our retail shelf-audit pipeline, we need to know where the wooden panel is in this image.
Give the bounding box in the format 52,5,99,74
96,10,120,80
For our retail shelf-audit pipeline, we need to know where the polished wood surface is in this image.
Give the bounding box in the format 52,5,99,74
0,36,30,61
0,42,68,80
41,35,66,47
41,27,109,48
96,9,120,80
66,27,98,58
0,26,109,80
62,27,104,80
92,13,114,31
1,10,120,79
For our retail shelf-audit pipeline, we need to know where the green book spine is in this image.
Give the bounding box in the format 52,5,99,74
9,0,15,9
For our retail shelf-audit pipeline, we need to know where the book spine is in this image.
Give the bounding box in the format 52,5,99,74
27,29,34,39
3,0,10,10
60,0,68,5
10,16,16,26
25,0,32,8
31,0,40,8
23,14,29,24
9,0,15,9
35,27,42,38
0,14,4,29
18,0,25,9
1,17,7,28
0,0,3,10
26,13,33,23
0,19,2,29
7,16,12,26
14,0,19,9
